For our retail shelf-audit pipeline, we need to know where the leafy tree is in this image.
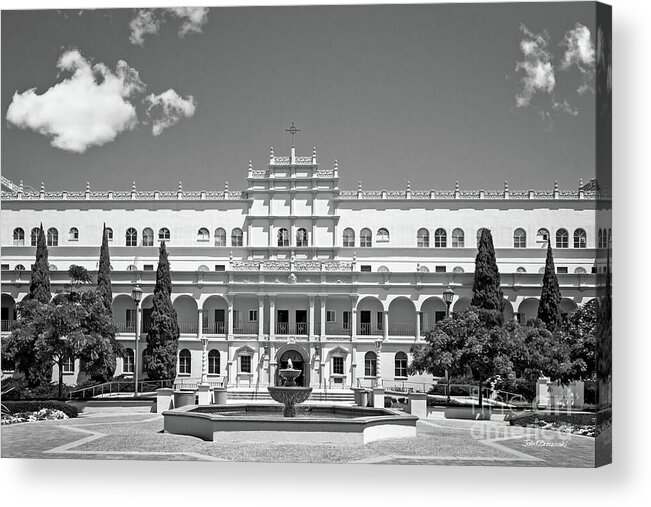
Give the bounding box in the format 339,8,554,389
143,242,180,380
96,223,113,312
565,299,598,381
471,228,504,325
29,223,51,304
596,249,612,395
537,241,563,331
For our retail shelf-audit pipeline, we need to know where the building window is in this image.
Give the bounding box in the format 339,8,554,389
143,264,154,271
556,229,569,248
557,266,568,274
343,228,355,247
360,228,372,247
513,228,527,248
248,310,258,322
1,264,9,271
434,228,447,248
208,350,220,375
364,351,377,377
453,266,464,273
598,229,605,249
105,227,113,241
360,265,372,272
395,352,408,378
197,228,210,242
197,265,210,272
377,311,383,331
123,348,134,374
49,264,58,271
215,264,225,271
277,228,289,247
376,228,390,243
62,356,75,374
126,228,138,247
516,266,527,273
47,228,58,246
326,311,336,323
574,267,587,274
451,228,465,248
231,228,243,247
179,349,191,375
158,227,170,243
30,227,39,246
435,265,446,273
68,227,79,242
342,311,351,330
417,228,429,248
574,228,587,248
296,228,308,247
142,228,154,246
126,265,138,272
13,228,25,246
215,228,227,246
332,356,344,375
537,228,550,245
240,355,252,374
15,264,25,271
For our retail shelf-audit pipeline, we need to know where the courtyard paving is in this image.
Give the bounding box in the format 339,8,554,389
0,410,595,467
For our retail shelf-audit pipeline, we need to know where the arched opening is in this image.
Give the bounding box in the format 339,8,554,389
388,297,416,336
357,296,383,335
503,299,515,321
452,296,471,314
208,349,221,375
1,294,17,332
420,296,447,334
276,346,309,387
203,295,228,334
560,298,579,323
112,294,137,333
342,228,355,247
364,351,377,377
518,298,540,324
173,295,198,334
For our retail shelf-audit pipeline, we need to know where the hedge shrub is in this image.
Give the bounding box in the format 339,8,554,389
3,400,78,418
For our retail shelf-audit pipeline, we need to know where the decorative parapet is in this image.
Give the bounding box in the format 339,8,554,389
229,260,353,272
1,189,249,200
249,170,269,179
336,188,610,201
230,261,260,271
294,261,322,271
323,261,352,272
315,169,335,178
260,260,290,271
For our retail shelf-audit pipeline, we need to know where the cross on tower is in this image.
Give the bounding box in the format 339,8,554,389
285,122,301,146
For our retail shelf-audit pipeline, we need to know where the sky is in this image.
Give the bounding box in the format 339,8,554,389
1,3,610,193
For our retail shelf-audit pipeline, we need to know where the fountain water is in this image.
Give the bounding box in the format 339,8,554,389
267,359,313,417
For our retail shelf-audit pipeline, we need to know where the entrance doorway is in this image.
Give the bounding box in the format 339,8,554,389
277,310,289,334
360,310,371,335
276,348,307,386
295,310,307,335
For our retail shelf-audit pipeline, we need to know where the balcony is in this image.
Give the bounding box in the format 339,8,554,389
1,320,16,332
202,321,227,334
359,323,382,336
388,323,417,336
233,322,259,335
275,322,309,335
325,322,352,336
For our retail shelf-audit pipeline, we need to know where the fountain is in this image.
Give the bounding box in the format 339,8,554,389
267,359,313,417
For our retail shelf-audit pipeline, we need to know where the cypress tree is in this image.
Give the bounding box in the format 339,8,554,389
471,228,504,325
96,223,113,311
29,223,51,303
537,241,563,331
143,242,180,380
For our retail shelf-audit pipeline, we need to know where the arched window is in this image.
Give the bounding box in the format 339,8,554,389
453,266,464,273
574,267,587,274
126,228,138,247
417,228,429,248
105,227,113,241
49,264,58,271
158,227,170,242
13,228,24,246
364,351,377,377
395,352,408,378
360,228,372,248
197,228,210,242
142,228,154,246
434,228,447,248
343,228,355,247
476,228,488,245
126,265,138,271
377,265,390,273
296,228,308,247
277,228,289,247
573,228,587,248
537,228,550,245
30,227,39,246
376,228,390,243
214,228,226,247
608,228,612,247
179,349,191,375
597,229,604,249
123,348,134,374
197,265,210,272
556,229,569,248
452,228,465,248
15,264,25,271
513,228,527,248
47,228,58,246
516,266,527,273
208,350,220,375
68,227,79,242
231,228,243,247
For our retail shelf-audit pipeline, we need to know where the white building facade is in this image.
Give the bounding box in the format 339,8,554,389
0,144,611,391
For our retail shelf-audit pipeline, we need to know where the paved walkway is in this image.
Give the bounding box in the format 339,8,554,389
1,410,595,467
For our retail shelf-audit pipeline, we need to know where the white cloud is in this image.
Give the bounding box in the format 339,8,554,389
560,23,595,95
515,25,555,108
6,50,143,153
552,99,579,116
129,8,209,46
145,89,196,136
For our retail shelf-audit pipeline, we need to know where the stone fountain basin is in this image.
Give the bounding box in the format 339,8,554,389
163,403,418,444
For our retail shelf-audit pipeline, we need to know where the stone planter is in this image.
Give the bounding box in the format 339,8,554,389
213,387,228,405
173,391,196,408
444,406,492,420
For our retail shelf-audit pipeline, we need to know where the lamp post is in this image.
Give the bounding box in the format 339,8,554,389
131,284,143,397
443,286,454,319
442,286,454,402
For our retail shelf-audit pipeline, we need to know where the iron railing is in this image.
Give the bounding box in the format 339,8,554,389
275,322,309,335
68,379,174,399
